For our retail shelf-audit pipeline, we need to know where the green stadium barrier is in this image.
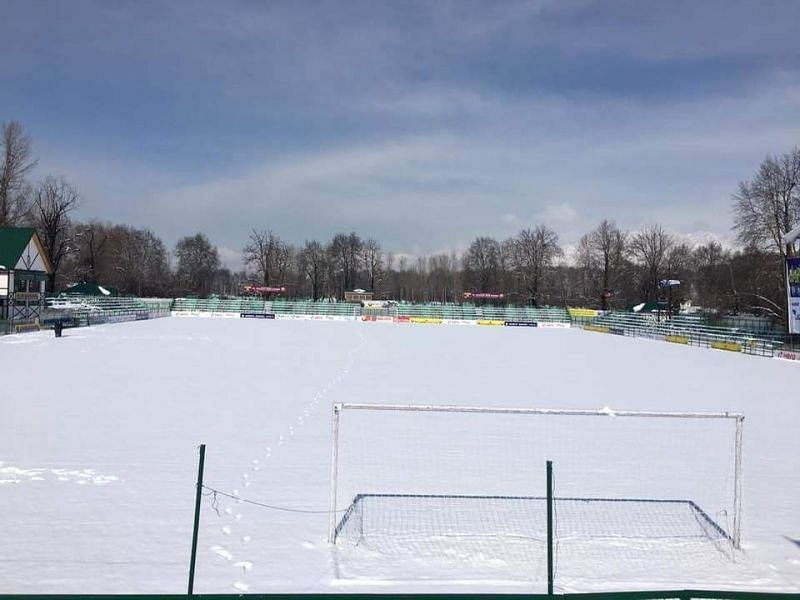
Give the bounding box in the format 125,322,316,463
0,590,797,599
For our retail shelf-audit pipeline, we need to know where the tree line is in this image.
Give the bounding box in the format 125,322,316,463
2,120,798,321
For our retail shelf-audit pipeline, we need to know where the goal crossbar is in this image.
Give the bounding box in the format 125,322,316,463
335,402,745,421
328,402,744,548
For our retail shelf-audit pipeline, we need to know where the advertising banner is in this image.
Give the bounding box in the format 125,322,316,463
787,257,800,334
711,341,742,353
567,307,598,318
504,320,538,327
241,285,286,295
463,291,505,300
13,291,41,302
409,317,443,324
442,319,476,326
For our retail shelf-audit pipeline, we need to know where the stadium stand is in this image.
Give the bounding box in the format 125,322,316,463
167,297,784,358
576,310,783,357
43,295,172,328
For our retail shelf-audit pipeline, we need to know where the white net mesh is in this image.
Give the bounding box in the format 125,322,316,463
336,495,728,545
331,404,741,581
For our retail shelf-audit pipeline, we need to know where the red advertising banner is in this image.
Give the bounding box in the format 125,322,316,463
241,285,286,296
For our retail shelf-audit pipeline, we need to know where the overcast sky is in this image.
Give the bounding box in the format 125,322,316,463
2,0,800,268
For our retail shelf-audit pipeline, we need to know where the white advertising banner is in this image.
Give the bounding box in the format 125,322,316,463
787,257,800,334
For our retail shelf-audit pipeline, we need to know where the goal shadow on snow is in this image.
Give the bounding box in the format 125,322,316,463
784,536,800,549
330,494,738,585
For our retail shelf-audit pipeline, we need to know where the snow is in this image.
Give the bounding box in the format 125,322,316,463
0,318,798,593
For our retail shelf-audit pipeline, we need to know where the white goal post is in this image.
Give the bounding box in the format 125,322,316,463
328,402,744,550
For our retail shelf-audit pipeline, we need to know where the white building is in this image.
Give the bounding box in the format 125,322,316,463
0,227,53,330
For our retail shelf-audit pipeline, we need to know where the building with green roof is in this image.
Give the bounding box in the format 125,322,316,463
0,227,53,328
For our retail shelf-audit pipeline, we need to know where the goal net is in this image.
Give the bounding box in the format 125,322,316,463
328,403,743,581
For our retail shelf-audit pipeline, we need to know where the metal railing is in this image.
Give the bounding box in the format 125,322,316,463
172,298,573,322
573,313,783,358
0,297,174,336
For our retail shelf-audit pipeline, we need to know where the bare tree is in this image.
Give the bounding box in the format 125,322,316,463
510,226,562,305
74,220,110,283
361,238,384,292
0,121,37,226
300,240,328,300
629,224,674,301
111,226,170,296
175,233,220,297
385,252,399,298
728,245,786,320
692,241,730,310
499,237,517,295
463,236,502,292
575,233,599,305
733,147,800,259
243,230,292,286
428,252,460,303
329,232,362,296
32,176,79,291
589,219,627,309
732,148,800,320
666,243,692,278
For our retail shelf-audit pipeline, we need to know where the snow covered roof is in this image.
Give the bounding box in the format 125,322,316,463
61,282,118,296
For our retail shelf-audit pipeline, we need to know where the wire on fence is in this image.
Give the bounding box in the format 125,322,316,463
202,484,348,515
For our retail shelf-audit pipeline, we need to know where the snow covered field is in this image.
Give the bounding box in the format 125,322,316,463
1,317,798,594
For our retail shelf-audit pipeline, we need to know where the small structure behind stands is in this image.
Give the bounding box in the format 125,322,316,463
344,289,373,303
0,227,53,332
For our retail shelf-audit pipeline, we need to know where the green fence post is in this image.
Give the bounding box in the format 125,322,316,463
188,443,206,596
547,459,554,596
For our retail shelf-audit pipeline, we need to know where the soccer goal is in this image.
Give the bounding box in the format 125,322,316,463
328,402,743,570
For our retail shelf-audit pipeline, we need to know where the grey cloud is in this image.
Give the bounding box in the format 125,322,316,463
7,0,800,271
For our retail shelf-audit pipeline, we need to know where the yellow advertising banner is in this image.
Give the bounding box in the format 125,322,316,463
568,307,598,318
711,341,742,353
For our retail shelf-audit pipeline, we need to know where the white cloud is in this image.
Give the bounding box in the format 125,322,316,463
25,64,800,261
673,230,736,250
216,246,243,271
559,243,579,266
539,203,578,224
